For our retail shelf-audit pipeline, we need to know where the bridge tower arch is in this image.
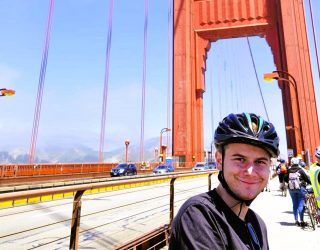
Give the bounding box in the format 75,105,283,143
173,0,320,165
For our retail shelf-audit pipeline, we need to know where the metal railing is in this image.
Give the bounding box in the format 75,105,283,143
0,170,217,250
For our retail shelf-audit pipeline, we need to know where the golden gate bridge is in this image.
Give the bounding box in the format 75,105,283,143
1,1,320,248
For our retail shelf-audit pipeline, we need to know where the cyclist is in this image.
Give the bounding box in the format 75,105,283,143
287,157,311,227
169,113,279,249
309,146,320,210
276,159,288,191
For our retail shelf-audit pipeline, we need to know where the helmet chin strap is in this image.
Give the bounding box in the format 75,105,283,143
219,147,254,207
218,171,253,206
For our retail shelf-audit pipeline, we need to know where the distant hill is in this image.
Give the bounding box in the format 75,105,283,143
0,137,161,164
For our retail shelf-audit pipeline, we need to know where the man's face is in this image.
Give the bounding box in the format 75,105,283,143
215,143,271,201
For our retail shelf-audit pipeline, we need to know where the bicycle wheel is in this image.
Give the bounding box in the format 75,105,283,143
306,197,317,230
309,195,320,226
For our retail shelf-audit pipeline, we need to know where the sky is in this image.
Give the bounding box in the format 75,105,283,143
0,0,319,162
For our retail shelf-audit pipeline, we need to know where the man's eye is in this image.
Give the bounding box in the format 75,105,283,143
234,158,245,162
256,160,267,166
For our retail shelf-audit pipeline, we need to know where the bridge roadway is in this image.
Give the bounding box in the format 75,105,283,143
0,174,212,249
0,175,319,249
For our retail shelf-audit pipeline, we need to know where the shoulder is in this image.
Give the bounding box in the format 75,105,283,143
172,192,216,223
288,165,299,172
169,190,228,249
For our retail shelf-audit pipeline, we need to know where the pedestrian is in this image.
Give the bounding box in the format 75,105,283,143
309,146,320,210
276,159,288,191
169,113,280,249
287,157,311,227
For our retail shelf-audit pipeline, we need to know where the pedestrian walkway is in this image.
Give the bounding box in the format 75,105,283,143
252,178,320,250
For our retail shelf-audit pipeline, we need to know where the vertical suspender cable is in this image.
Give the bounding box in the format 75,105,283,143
99,0,114,162
308,0,320,81
217,46,222,120
223,60,227,113
246,37,270,121
209,54,214,141
167,0,173,156
229,42,235,111
139,0,149,162
29,0,54,163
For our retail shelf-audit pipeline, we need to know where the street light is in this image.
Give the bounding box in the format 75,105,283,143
0,88,15,97
154,147,159,161
159,128,171,163
124,139,130,163
263,70,304,157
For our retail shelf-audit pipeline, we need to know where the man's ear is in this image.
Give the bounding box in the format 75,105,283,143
215,150,223,171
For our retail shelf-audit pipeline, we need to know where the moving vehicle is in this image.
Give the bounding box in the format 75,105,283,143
192,162,207,171
110,163,137,177
153,165,174,174
192,162,216,171
206,162,217,169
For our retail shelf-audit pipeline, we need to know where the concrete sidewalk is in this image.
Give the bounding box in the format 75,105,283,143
251,178,320,250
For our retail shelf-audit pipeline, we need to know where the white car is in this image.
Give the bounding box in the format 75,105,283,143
192,162,207,171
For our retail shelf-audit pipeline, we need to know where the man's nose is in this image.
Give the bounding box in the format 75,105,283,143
247,165,253,174
246,164,254,174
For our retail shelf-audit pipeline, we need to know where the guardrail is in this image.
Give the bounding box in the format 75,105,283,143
0,170,217,250
0,163,119,178
0,162,199,179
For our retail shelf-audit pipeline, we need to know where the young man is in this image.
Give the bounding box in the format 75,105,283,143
310,146,320,209
169,113,280,249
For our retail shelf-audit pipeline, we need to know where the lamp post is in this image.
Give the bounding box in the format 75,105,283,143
0,88,15,97
159,128,171,163
263,71,304,157
124,139,130,163
154,147,159,161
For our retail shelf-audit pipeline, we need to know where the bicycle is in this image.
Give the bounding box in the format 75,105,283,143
304,185,320,231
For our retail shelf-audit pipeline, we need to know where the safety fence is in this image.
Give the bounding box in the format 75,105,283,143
0,162,201,179
0,163,119,178
0,171,217,249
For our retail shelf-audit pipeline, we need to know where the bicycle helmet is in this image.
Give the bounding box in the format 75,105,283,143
214,113,280,157
315,146,320,158
290,157,300,165
214,113,279,207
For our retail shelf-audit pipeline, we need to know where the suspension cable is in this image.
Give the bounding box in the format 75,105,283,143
217,45,222,120
209,51,214,141
308,0,320,81
246,37,270,121
139,0,149,162
167,0,173,156
29,0,55,163
99,0,114,162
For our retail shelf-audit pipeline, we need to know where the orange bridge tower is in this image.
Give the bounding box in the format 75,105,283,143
173,0,320,165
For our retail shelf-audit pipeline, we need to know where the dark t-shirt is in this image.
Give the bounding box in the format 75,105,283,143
169,189,268,250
